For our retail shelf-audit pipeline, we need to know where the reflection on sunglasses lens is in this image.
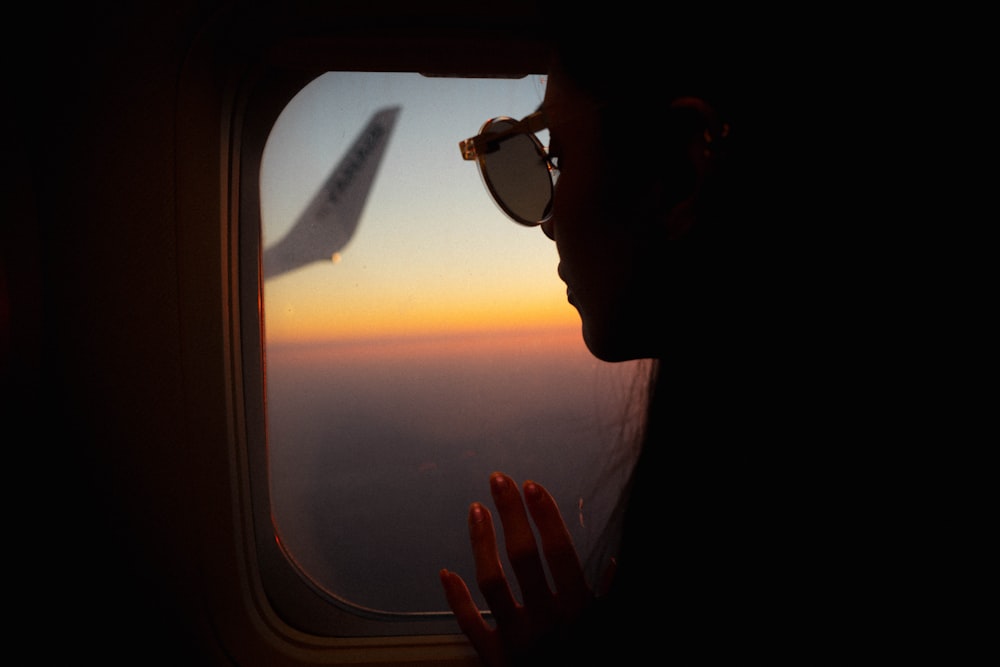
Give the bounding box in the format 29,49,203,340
482,120,552,225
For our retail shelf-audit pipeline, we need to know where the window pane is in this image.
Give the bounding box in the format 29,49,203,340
260,72,640,614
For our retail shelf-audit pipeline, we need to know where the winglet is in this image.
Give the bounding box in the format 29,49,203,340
263,106,401,280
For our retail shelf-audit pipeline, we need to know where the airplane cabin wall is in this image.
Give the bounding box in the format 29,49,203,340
8,2,220,664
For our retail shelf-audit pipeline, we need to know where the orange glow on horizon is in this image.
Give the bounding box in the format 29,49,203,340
263,289,580,345
264,323,590,366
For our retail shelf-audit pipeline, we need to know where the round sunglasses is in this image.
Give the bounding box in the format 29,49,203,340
459,110,557,226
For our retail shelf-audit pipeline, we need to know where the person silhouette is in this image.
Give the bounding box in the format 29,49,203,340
439,4,837,664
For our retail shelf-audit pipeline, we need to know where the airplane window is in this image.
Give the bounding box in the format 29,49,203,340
257,72,642,620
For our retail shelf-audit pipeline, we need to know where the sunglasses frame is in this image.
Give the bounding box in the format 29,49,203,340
459,110,557,226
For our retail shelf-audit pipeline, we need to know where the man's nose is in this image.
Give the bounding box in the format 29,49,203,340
540,217,555,240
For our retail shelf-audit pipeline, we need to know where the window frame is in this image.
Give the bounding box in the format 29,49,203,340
176,8,550,662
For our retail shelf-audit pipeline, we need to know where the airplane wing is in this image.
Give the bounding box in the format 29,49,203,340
263,106,401,280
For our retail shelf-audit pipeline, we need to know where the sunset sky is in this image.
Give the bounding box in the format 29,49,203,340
259,71,577,344
257,72,642,613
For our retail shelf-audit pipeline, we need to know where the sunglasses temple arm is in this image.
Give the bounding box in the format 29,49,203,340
458,111,547,161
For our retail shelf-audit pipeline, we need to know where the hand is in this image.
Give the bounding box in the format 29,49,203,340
440,472,614,667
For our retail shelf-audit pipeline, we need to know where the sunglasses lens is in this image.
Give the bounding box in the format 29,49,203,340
479,119,552,225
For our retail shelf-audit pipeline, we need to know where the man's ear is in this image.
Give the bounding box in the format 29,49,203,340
656,96,728,240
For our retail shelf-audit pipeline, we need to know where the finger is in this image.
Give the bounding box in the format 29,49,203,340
439,570,501,660
523,480,588,609
490,472,552,607
468,501,519,624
